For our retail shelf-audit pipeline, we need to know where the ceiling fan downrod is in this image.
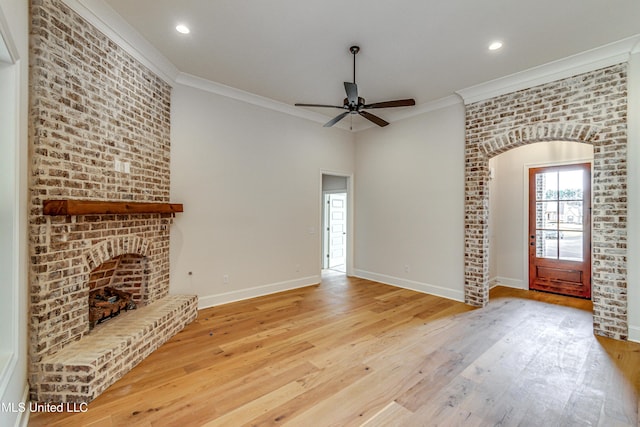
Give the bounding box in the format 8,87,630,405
350,45,359,84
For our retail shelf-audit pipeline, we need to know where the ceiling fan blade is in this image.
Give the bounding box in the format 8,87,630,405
364,99,416,109
295,103,344,109
323,111,350,127
344,82,358,105
359,111,389,127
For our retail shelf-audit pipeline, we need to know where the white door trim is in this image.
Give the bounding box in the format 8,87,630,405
319,170,354,276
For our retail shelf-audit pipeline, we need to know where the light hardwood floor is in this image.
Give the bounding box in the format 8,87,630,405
29,271,640,426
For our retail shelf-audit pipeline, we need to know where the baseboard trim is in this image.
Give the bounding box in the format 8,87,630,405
493,276,526,290
628,325,640,344
352,270,464,302
197,275,321,310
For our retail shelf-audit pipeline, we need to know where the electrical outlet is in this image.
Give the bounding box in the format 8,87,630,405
404,265,410,273
223,274,229,284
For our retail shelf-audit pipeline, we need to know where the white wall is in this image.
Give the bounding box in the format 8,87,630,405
353,103,466,301
488,141,594,289
0,0,29,425
628,50,640,342
170,84,355,308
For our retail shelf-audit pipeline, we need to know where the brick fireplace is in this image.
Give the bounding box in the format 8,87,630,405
28,0,197,403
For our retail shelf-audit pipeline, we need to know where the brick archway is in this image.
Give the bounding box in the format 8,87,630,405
84,235,153,272
479,123,601,157
84,235,154,307
463,64,628,340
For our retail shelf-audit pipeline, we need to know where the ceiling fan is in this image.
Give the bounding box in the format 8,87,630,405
295,46,416,128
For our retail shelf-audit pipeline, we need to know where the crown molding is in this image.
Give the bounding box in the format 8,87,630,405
457,34,640,105
62,0,180,84
177,71,461,132
386,95,462,122
176,72,353,131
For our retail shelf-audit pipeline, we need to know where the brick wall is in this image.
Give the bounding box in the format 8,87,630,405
464,64,628,339
28,0,185,401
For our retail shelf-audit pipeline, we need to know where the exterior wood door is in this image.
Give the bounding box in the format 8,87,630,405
528,163,591,298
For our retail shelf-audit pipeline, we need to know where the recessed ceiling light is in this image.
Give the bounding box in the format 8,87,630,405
176,24,190,34
488,41,503,51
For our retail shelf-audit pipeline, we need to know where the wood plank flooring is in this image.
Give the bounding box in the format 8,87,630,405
29,271,640,426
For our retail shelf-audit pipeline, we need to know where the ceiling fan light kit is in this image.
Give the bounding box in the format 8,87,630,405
295,45,415,128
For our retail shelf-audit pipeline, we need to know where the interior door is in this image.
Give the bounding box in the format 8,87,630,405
528,163,591,298
325,193,346,271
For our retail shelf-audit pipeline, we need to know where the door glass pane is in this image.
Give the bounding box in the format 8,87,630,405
558,201,583,230
536,201,558,229
536,171,558,200
558,170,583,200
536,230,558,259
533,166,587,263
559,231,583,261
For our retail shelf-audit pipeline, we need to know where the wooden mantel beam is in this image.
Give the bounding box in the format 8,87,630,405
43,200,184,216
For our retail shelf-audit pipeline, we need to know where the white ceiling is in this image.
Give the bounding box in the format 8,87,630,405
94,0,640,126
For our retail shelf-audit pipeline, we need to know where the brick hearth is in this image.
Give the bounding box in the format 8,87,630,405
36,295,197,403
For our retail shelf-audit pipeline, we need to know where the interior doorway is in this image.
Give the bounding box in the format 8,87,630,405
323,192,347,272
321,173,350,274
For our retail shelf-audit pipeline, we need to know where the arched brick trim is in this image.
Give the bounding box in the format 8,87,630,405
480,123,601,158
464,63,628,340
84,235,153,272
